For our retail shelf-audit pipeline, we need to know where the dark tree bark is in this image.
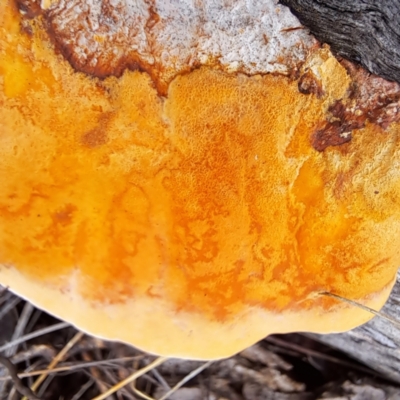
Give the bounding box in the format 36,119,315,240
280,0,400,85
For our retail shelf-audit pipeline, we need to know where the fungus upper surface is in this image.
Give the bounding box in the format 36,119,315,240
1,0,400,359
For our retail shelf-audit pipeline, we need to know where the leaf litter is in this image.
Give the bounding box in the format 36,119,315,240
0,286,400,400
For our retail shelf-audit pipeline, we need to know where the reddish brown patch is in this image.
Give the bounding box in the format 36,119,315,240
52,204,76,226
280,26,306,33
146,6,160,30
298,70,324,98
312,121,352,152
81,128,108,148
81,113,112,148
312,59,400,152
16,0,41,18
341,59,400,128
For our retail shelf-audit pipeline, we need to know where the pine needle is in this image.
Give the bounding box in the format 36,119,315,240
321,291,400,329
91,357,167,400
131,386,155,400
0,356,142,382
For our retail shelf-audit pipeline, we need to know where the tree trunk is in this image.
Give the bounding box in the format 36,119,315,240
280,0,400,84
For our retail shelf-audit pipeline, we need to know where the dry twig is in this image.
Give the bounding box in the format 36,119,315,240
0,355,40,400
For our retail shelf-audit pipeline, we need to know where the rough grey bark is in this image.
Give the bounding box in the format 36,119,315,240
312,271,400,383
280,0,400,85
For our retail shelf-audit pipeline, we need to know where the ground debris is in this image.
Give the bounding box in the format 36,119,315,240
319,379,400,400
217,357,305,392
242,383,312,400
153,387,204,400
240,344,292,371
1,287,400,399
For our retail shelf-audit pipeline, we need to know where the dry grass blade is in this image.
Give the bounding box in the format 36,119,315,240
321,292,400,329
151,369,171,391
131,386,155,400
0,322,70,354
71,378,95,400
82,351,111,397
23,331,85,400
91,357,167,400
6,302,34,357
0,357,143,382
158,361,213,400
0,296,20,321
131,358,154,400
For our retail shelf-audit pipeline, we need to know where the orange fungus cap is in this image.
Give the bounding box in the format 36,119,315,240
1,0,400,359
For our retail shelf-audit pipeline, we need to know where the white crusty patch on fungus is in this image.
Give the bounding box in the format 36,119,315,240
43,0,317,86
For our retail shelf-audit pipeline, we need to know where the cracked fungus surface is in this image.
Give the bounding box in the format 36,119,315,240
1,1,400,359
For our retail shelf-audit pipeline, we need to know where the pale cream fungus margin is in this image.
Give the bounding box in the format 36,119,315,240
1,0,400,359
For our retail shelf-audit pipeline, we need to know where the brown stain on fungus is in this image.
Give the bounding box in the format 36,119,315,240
340,59,400,129
311,58,400,152
16,0,41,18
312,121,352,152
146,6,160,30
52,204,76,226
81,128,108,148
298,70,324,98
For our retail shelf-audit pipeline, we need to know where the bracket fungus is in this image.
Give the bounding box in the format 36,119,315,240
1,0,400,360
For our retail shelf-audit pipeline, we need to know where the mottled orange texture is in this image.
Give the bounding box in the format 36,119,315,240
1,1,400,359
